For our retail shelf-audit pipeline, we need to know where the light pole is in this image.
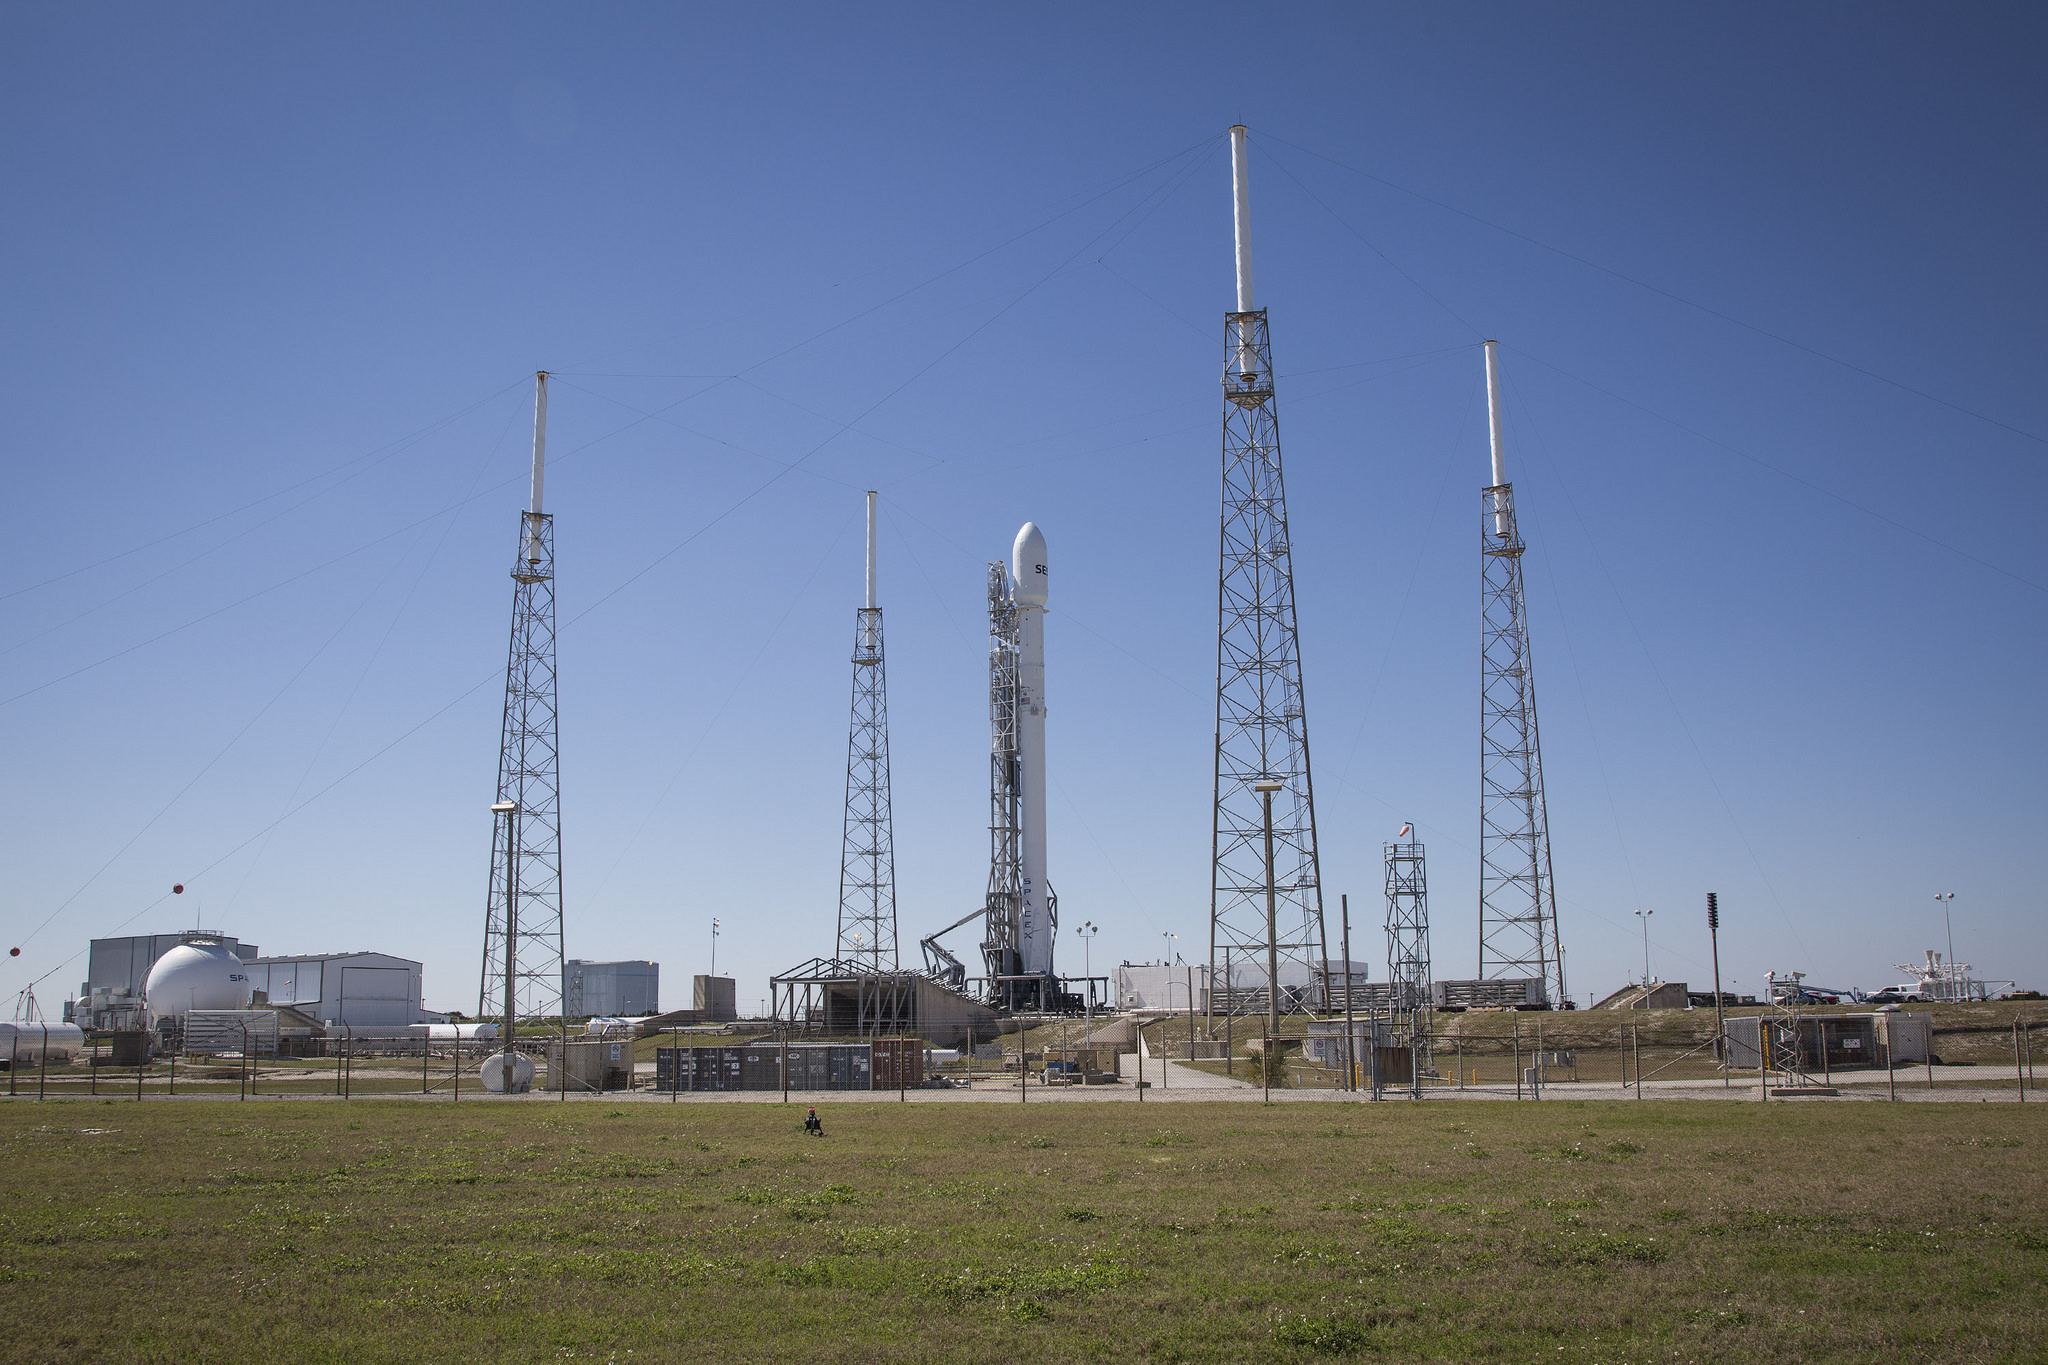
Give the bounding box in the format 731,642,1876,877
1634,909,1654,989
711,918,722,979
1161,932,1178,966
490,800,522,1093
1254,777,1285,1037
1935,893,1956,1002
1077,922,1098,1036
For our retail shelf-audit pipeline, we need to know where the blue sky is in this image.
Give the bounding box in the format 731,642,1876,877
4,5,2043,1015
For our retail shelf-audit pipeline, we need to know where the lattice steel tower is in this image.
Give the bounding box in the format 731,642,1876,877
837,492,898,971
981,559,1025,1001
1210,126,1329,1030
1478,341,1566,1007
1385,829,1433,1087
480,372,566,1025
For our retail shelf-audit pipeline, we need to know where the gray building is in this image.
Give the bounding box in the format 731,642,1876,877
243,952,428,1032
564,960,659,1017
694,974,736,1022
86,932,260,1000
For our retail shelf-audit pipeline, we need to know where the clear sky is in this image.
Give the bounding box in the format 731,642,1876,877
4,5,2042,1016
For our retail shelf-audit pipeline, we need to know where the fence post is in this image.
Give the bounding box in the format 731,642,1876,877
2017,1021,2026,1103
91,1034,98,1096
38,1024,50,1101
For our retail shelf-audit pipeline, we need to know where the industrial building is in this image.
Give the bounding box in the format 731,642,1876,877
771,962,995,1047
563,959,658,1017
242,952,433,1032
75,932,260,1028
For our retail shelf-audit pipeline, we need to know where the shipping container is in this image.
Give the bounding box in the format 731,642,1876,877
871,1038,924,1089
656,1042,881,1092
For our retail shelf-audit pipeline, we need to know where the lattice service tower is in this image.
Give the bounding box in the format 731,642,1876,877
480,371,566,1038
1478,341,1566,1008
981,525,1058,1010
1209,125,1329,1034
1384,827,1433,1088
836,491,898,972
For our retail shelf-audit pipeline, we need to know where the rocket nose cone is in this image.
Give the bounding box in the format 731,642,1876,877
1011,522,1048,607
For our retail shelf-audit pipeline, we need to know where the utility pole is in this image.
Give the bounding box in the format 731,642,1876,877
1341,894,1356,1092
1708,893,1727,1091
1256,779,1284,1038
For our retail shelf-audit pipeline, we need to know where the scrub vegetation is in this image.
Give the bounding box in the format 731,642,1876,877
0,1098,2042,1362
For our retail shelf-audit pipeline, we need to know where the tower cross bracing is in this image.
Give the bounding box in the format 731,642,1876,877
837,492,898,972
1477,342,1565,1008
1209,307,1328,1020
480,372,566,1025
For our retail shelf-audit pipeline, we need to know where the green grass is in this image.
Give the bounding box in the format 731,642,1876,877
0,1099,2043,1362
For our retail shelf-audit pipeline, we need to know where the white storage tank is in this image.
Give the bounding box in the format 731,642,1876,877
0,1022,86,1066
144,938,253,1021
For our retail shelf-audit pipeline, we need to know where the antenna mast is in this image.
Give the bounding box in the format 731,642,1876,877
1478,342,1565,1007
480,370,566,1032
836,490,898,973
1209,125,1330,1032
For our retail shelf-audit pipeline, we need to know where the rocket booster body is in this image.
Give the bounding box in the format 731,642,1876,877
1011,522,1052,978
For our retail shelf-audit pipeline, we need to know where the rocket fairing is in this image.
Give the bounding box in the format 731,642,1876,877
1011,522,1052,978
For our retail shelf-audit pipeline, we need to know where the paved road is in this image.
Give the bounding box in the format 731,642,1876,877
1118,1050,1255,1091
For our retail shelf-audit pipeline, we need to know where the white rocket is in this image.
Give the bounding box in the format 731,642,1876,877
1011,521,1052,978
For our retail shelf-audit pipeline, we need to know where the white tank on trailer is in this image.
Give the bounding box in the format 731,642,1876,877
143,938,253,1021
410,1022,499,1042
0,1022,85,1067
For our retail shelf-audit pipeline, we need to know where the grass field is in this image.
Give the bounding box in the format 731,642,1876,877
1,1098,2042,1363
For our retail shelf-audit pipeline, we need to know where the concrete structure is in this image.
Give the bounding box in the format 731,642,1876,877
563,959,659,1017
694,974,737,1022
1593,981,1690,1010
242,952,429,1032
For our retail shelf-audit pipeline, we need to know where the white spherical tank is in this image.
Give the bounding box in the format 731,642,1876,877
144,940,253,1020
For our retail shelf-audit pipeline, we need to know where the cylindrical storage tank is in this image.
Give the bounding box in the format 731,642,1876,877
0,1022,86,1066
143,940,253,1021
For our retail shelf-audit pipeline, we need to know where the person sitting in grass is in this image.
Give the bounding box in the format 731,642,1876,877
804,1107,824,1137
